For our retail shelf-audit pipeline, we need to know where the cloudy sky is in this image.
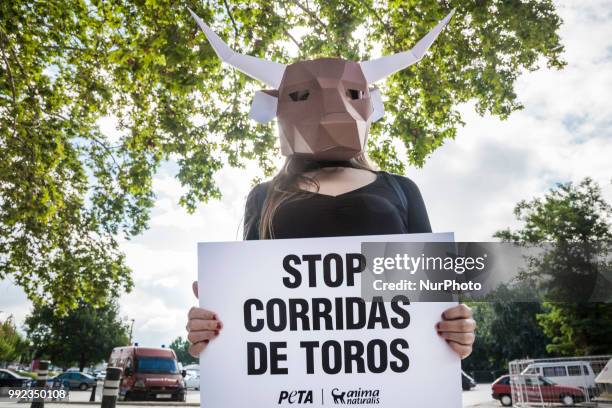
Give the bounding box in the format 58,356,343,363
1,0,611,350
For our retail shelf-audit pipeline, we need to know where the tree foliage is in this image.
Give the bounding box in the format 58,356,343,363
495,178,612,356
536,302,612,356
1,1,565,310
24,300,129,371
495,178,612,244
169,336,197,366
463,284,550,375
0,315,28,363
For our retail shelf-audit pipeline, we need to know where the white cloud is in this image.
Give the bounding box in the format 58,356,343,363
409,0,612,241
0,278,31,331
116,162,258,346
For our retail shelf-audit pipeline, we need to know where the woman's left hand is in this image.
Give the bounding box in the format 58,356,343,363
436,304,476,359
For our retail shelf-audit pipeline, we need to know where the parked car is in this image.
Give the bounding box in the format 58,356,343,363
94,371,106,381
45,377,70,389
109,346,186,401
521,361,597,392
462,371,476,390
183,370,200,390
0,369,31,388
492,374,585,406
49,372,97,390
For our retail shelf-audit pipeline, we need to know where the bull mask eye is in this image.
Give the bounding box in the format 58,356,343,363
289,90,309,101
346,89,365,100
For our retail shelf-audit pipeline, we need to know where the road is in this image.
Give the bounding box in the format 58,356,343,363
463,383,500,408
64,389,200,404
0,389,201,407
1,385,501,407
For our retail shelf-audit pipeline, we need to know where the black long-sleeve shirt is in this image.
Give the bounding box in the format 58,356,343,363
243,171,432,240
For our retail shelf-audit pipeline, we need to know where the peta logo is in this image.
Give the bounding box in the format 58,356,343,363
331,388,380,404
278,390,313,404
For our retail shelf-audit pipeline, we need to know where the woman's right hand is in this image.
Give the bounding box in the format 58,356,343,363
187,281,223,357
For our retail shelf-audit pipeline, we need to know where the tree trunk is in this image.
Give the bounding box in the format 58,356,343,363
79,353,86,372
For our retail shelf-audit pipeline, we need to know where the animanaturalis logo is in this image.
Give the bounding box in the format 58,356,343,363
331,387,380,404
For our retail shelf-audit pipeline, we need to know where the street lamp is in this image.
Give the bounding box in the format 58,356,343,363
128,318,135,345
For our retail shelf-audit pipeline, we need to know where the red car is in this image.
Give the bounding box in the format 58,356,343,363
492,374,585,406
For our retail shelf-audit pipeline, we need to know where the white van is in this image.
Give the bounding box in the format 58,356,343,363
522,361,597,391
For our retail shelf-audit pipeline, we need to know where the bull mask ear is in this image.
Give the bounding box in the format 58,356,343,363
369,88,384,122
249,90,278,123
359,10,455,84
188,8,286,88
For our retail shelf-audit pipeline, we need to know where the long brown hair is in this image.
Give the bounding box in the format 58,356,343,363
256,153,374,239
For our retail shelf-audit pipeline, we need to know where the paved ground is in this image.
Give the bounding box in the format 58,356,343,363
64,389,200,404
0,389,200,407
1,385,501,408
4,385,612,407
463,383,500,408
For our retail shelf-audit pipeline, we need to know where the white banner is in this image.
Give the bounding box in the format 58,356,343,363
197,233,461,407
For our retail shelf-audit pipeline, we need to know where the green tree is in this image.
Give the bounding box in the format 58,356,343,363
464,284,550,377
461,301,495,373
24,300,129,371
0,315,28,363
536,302,612,356
1,1,565,311
495,178,612,356
169,336,197,366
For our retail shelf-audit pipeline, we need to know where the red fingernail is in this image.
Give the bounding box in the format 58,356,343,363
212,313,217,320
216,321,221,329
214,330,219,336
435,322,440,329
441,312,446,319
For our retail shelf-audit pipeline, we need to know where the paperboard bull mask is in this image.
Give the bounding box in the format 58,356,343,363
189,9,454,160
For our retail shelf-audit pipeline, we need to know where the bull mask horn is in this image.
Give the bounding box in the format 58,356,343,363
188,8,286,89
359,10,455,84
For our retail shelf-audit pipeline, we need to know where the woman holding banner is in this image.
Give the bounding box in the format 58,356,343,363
185,10,475,360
